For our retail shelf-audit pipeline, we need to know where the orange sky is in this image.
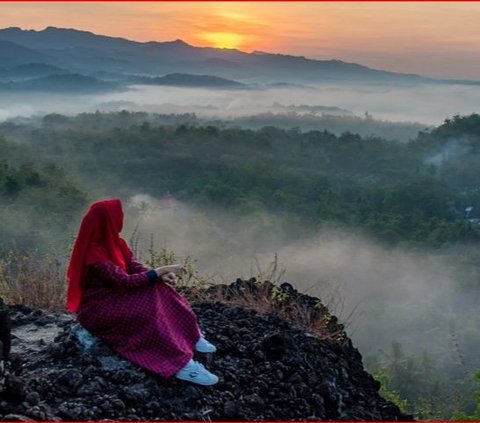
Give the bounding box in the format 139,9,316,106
1,2,480,79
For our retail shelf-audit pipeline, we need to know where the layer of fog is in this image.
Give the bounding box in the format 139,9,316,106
424,138,472,168
2,82,480,128
124,194,480,376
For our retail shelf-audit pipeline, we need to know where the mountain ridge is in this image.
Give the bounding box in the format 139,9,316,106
130,73,246,88
0,26,448,84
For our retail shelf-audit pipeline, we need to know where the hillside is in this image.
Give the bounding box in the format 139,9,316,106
0,40,46,67
0,280,412,421
0,74,119,93
1,112,480,251
1,112,480,419
0,63,67,79
130,73,246,88
0,26,472,85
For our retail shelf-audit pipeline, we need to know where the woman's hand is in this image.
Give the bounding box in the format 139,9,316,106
154,264,186,278
160,271,180,285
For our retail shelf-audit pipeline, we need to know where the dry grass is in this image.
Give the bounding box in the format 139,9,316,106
137,245,347,343
0,250,66,311
203,279,347,343
209,255,347,343
0,245,347,345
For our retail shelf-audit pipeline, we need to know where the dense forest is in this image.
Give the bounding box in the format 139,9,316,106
2,111,480,419
1,112,479,250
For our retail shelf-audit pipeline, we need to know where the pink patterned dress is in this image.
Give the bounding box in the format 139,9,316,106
77,257,201,378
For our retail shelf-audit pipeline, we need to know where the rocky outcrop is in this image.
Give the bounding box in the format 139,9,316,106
0,298,11,363
0,281,413,421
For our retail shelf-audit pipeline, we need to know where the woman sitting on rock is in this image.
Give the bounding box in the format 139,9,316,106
66,199,218,386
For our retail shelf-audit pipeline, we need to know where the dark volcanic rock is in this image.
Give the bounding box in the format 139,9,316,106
0,298,11,362
0,280,413,421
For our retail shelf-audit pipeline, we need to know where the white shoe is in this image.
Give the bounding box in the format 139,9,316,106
195,336,217,353
175,359,219,386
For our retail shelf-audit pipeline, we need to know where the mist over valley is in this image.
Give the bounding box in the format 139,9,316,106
1,27,480,130
2,25,480,419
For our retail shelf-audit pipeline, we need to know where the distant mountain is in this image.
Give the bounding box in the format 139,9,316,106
131,73,246,88
0,63,68,79
0,40,47,66
0,73,119,93
0,26,467,86
0,26,136,50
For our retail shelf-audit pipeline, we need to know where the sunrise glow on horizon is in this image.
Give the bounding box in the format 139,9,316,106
1,2,480,79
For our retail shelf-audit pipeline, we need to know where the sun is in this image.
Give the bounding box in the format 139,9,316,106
201,32,245,50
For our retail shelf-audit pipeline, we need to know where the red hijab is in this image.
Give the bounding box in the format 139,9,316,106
66,199,132,312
